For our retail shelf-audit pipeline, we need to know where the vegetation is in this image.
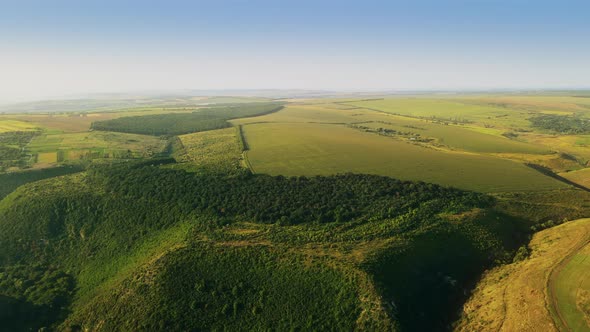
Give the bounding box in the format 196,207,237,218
530,114,590,134
2,94,590,331
0,160,520,331
0,131,39,171
0,166,83,200
456,218,590,332
91,103,283,136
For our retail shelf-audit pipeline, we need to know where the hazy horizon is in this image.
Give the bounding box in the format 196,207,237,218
2,0,589,102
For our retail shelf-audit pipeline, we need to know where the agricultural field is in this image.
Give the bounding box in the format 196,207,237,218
0,119,39,132
242,122,565,192
456,218,590,332
26,131,168,167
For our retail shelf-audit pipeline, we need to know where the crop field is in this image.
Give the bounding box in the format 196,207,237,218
457,95,590,114
0,119,39,132
344,98,536,129
242,122,566,192
354,115,549,154
26,131,168,165
456,218,590,332
230,104,369,125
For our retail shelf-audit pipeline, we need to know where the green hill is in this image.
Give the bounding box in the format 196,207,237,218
0,159,526,331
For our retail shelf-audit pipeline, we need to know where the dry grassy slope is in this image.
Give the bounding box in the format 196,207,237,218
455,218,590,332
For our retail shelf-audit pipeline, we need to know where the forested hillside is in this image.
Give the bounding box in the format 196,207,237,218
0,158,524,331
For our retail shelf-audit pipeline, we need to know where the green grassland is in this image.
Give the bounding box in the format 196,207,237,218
243,122,565,192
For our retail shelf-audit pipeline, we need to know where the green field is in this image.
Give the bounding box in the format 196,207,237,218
243,122,566,192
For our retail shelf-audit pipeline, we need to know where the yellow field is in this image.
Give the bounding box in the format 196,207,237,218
37,152,58,164
456,218,590,332
242,122,566,192
0,120,39,132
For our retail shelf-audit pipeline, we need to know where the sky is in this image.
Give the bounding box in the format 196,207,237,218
1,0,589,102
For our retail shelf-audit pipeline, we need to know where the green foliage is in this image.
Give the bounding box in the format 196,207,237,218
530,114,590,134
89,164,493,225
0,160,519,331
0,131,39,171
64,244,363,331
90,103,283,136
0,265,75,331
512,245,531,262
0,166,83,200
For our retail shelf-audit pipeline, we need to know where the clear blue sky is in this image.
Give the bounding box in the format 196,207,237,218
1,0,589,101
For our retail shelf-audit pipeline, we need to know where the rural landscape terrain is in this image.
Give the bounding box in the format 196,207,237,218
1,92,590,331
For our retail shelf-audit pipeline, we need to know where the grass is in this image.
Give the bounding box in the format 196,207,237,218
456,218,590,332
242,122,566,192
173,127,244,174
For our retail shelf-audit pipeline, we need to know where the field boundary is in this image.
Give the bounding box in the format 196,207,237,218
236,125,255,173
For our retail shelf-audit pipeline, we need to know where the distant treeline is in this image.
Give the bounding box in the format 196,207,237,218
530,114,590,134
90,103,284,136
